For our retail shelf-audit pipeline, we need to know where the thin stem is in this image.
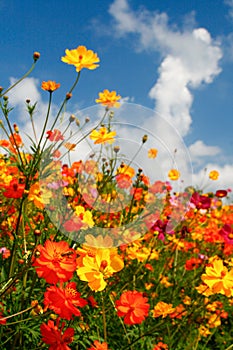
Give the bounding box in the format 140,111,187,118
101,292,107,342
0,61,37,97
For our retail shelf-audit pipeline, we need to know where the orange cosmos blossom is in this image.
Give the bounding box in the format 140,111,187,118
201,259,233,297
152,301,175,318
41,80,60,92
148,148,158,159
168,168,180,181
115,290,150,325
61,45,100,72
90,127,116,145
96,89,121,108
77,248,124,291
33,240,77,284
209,170,219,180
88,340,109,350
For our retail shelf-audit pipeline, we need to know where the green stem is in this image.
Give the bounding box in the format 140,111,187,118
0,61,37,97
101,292,107,342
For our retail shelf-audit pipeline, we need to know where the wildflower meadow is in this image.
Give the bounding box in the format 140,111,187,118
0,46,233,350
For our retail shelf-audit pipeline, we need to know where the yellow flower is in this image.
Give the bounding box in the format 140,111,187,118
61,46,100,72
209,170,219,180
148,148,158,159
95,89,121,108
41,81,60,92
90,127,116,144
116,163,135,178
168,168,180,181
152,301,175,318
201,259,233,297
77,248,124,291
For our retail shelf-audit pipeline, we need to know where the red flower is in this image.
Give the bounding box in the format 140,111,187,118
32,240,77,284
88,340,109,350
115,290,150,325
185,257,202,271
190,192,211,210
46,129,64,141
3,179,25,198
44,282,87,320
40,318,74,350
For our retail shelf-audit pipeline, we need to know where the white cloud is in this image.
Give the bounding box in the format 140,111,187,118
189,140,221,157
225,0,233,19
109,0,222,137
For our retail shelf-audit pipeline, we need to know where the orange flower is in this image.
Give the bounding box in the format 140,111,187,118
88,340,109,350
168,168,180,181
90,127,116,145
61,45,100,72
115,290,150,325
96,89,121,108
209,170,219,180
201,259,233,297
44,282,87,320
41,80,60,92
148,148,158,159
63,142,76,151
40,318,74,350
152,301,175,318
33,240,77,284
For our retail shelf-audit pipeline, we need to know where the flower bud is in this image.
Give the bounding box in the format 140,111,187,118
142,134,148,143
113,146,120,153
33,52,40,62
3,95,8,101
85,117,90,123
26,99,31,104
69,114,76,123
66,92,72,100
75,118,80,126
0,86,3,93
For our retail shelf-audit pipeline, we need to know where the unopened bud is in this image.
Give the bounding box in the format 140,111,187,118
26,99,31,104
3,95,8,101
142,134,148,143
85,117,90,123
13,124,19,133
66,92,72,100
113,146,120,153
75,118,80,126
0,86,3,93
109,111,114,118
69,114,75,123
33,52,40,61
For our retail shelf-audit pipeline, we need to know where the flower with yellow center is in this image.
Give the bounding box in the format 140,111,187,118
77,248,124,291
90,127,116,145
148,148,158,159
209,170,219,180
201,259,233,297
61,46,100,72
41,81,60,92
168,169,180,181
95,89,121,108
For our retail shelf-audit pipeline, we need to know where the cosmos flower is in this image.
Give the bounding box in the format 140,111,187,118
115,290,150,325
90,127,116,145
95,89,121,108
40,318,74,350
41,81,60,92
61,46,99,72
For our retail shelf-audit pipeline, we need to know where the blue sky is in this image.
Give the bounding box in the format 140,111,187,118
0,0,232,191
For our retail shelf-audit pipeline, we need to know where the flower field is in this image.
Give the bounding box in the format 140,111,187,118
0,46,233,350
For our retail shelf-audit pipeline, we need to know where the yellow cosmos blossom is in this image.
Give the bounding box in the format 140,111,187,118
168,168,180,181
77,248,124,291
209,170,219,180
201,259,233,297
41,81,60,92
75,205,94,229
90,127,116,144
61,45,100,72
96,89,121,108
152,301,175,318
148,148,158,159
116,163,135,178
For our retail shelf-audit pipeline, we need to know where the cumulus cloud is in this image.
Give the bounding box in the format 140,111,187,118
225,0,233,19
109,0,222,137
189,140,221,157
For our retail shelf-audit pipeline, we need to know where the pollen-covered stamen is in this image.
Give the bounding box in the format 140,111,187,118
100,260,108,272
